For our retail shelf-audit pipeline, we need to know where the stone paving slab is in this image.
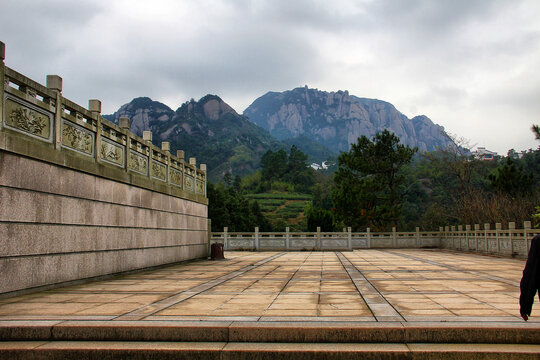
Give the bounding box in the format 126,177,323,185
0,249,538,323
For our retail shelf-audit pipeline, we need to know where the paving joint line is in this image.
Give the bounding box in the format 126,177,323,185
336,251,404,322
386,250,520,287
260,252,311,319
112,252,287,321
385,250,522,318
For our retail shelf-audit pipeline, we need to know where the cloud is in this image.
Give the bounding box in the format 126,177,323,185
1,0,539,153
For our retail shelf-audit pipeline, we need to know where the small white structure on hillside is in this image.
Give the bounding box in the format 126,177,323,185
310,161,334,171
472,147,498,161
310,163,322,170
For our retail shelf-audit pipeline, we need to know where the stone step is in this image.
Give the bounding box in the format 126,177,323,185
1,320,539,344
1,341,540,359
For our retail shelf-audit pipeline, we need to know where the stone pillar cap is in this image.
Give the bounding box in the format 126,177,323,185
89,99,102,113
0,41,5,61
176,150,185,159
189,157,196,166
143,131,152,142
118,117,130,130
161,142,170,152
46,75,63,92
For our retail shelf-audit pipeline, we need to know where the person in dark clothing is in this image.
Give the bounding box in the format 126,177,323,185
520,234,540,321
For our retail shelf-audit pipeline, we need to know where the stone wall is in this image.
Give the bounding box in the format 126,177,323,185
0,41,209,295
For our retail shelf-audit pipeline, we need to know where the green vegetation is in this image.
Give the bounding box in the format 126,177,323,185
208,128,540,232
332,130,417,231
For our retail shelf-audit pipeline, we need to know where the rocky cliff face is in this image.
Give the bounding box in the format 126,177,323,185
244,86,451,152
105,95,284,181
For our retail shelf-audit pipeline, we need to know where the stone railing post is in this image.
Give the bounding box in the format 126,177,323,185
162,142,171,183
177,150,184,161
207,219,212,257
255,227,260,251
458,225,463,251
177,150,185,185
200,164,207,196
46,74,63,149
347,227,352,250
89,99,102,163
119,117,131,172
143,131,152,145
223,227,228,250
367,227,371,248
495,223,502,255
474,224,480,252
524,221,532,253
415,227,420,248
392,227,397,248
509,222,515,256
484,223,490,253
317,227,321,250
143,131,153,179
465,225,471,251
0,41,4,131
285,227,290,251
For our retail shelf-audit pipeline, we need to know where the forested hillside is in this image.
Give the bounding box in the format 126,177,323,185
208,129,540,232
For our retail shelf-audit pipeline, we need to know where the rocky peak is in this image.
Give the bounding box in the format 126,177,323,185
244,87,452,152
107,97,174,137
178,95,238,121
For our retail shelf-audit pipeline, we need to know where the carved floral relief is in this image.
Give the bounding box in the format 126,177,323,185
62,121,93,155
4,98,51,140
196,180,205,195
151,161,167,181
100,139,124,167
129,151,148,175
184,175,194,192
170,168,182,187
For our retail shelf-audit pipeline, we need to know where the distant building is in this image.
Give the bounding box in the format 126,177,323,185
310,163,322,170
472,147,498,161
310,161,334,171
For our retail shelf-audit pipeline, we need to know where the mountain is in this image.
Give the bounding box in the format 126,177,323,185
105,95,285,181
244,86,452,152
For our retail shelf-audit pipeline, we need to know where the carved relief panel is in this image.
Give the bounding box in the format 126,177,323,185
3,95,53,142
61,120,94,156
100,138,125,167
129,150,148,175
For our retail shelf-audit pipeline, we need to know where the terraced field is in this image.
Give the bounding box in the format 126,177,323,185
246,192,311,231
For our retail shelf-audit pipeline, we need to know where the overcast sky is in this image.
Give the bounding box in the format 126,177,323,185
1,0,539,153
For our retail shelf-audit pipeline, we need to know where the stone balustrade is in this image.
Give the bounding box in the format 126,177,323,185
440,221,538,258
210,227,441,252
0,41,206,203
210,222,539,257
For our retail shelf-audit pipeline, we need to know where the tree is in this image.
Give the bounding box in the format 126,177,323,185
533,124,540,140
207,181,272,231
331,130,417,231
305,204,335,232
259,146,315,193
488,157,533,197
260,149,288,181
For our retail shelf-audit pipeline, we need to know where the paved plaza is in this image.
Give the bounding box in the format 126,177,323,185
0,249,537,323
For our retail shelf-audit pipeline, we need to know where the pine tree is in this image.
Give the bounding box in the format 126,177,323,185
331,130,416,231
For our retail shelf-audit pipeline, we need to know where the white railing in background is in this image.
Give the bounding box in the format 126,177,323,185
209,222,539,258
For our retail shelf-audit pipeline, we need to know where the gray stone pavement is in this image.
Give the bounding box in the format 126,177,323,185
0,249,537,323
